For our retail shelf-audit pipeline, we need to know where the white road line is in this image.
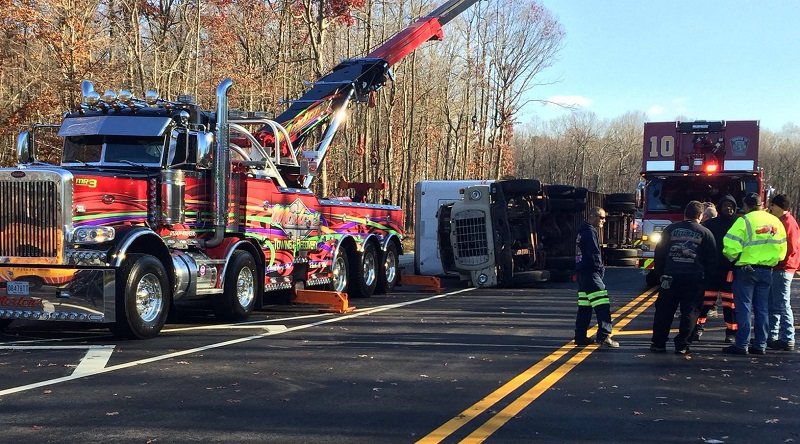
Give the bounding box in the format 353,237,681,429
0,288,474,397
72,345,116,377
162,324,289,333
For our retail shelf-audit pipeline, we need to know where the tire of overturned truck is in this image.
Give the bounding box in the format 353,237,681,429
546,256,576,282
213,250,259,322
111,253,170,340
375,242,399,294
605,201,636,213
545,184,575,198
609,258,638,267
549,198,586,212
510,270,550,287
548,270,575,283
608,248,639,259
605,192,636,203
349,242,378,298
499,178,542,194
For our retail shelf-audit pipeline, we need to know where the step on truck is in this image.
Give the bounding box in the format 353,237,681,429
0,0,481,338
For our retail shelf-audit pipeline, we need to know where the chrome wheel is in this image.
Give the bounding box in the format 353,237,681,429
135,273,164,324
332,251,348,292
362,247,377,287
236,266,255,308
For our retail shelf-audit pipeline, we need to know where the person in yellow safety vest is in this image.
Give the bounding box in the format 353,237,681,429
722,193,787,355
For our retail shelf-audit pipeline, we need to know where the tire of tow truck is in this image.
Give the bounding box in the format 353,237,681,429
375,242,399,295
608,248,638,259
499,179,542,194
329,246,350,293
0,319,13,331
213,251,259,322
349,242,378,298
609,258,638,267
605,193,636,203
110,253,170,340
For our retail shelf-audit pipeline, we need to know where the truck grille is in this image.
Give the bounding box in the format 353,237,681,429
0,178,62,258
452,209,489,266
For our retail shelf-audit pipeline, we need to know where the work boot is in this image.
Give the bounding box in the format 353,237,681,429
574,337,596,346
722,345,748,355
599,337,620,348
767,339,795,351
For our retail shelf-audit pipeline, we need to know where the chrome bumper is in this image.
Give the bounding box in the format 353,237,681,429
0,267,115,323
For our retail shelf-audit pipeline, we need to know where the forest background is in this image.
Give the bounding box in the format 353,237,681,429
1,0,799,231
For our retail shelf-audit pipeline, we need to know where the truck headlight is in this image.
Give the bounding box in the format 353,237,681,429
72,226,115,244
651,233,661,244
469,190,482,201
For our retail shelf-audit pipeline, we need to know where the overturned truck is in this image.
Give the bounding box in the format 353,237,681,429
435,180,637,288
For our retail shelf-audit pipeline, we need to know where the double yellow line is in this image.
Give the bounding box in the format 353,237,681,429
416,287,659,444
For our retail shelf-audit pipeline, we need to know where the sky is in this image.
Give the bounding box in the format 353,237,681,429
521,0,799,132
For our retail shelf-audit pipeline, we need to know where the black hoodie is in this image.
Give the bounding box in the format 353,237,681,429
701,194,738,289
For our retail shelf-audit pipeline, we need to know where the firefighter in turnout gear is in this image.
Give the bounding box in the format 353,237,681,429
691,194,739,343
722,193,787,355
650,201,717,354
574,207,619,348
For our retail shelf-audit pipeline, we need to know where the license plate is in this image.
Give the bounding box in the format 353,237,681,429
7,281,30,296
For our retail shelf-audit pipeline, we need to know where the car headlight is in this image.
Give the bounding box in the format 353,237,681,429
72,226,115,244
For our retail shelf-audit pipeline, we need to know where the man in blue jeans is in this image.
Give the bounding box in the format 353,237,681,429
767,194,798,351
722,193,787,355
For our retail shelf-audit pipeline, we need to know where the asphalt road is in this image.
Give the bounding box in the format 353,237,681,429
1,267,798,443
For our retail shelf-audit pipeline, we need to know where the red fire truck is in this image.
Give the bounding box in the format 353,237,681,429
0,0,480,338
636,120,765,282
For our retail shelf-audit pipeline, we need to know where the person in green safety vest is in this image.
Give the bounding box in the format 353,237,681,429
722,193,787,355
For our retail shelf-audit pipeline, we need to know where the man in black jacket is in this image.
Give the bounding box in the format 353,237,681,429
574,206,619,348
650,201,718,355
691,194,739,342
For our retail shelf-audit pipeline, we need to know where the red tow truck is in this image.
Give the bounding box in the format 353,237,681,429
0,0,480,338
635,120,765,284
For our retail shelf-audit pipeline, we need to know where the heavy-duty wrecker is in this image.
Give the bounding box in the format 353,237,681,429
0,0,481,338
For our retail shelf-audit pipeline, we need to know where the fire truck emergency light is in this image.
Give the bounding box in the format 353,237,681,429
704,161,719,173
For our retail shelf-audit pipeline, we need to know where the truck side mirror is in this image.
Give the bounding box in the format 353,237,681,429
196,132,214,169
635,188,644,209
17,131,32,164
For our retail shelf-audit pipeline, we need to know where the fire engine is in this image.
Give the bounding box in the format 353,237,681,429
0,0,480,338
636,120,764,283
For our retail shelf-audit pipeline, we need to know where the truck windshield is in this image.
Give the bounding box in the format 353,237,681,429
63,135,165,165
646,175,760,213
